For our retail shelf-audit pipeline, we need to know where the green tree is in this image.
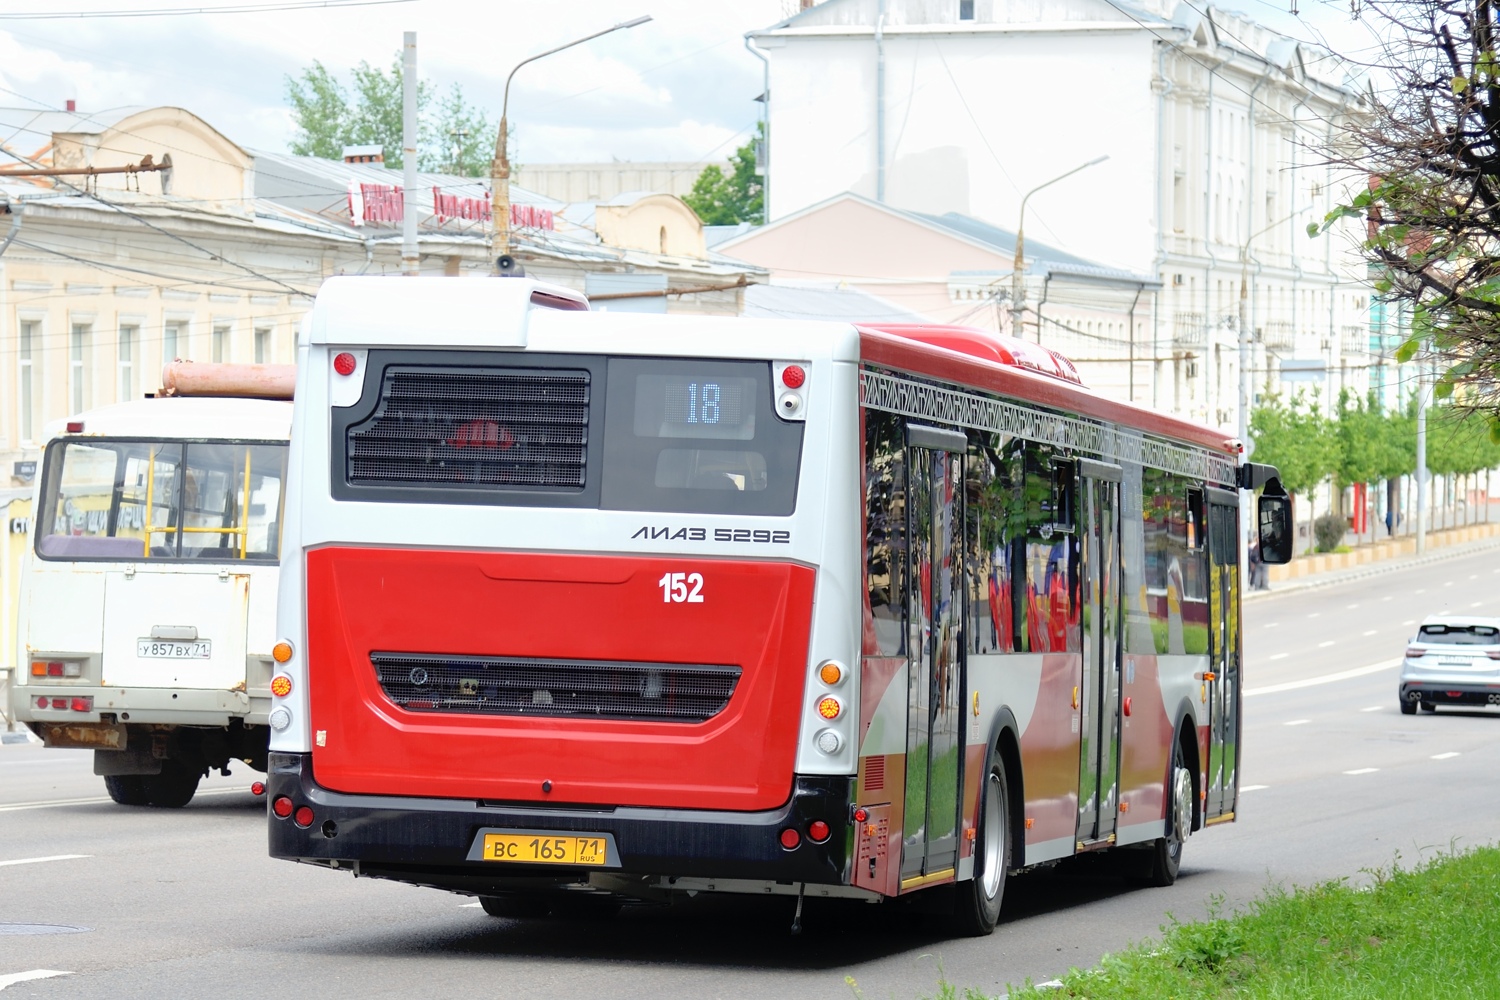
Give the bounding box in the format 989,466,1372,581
285,57,497,176
1250,392,1339,554
684,124,764,225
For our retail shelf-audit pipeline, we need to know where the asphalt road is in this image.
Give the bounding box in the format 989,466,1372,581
3,547,1499,999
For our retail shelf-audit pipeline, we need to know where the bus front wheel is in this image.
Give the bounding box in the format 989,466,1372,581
1142,738,1191,887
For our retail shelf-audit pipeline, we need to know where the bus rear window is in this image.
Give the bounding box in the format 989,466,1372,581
601,359,803,515
36,439,288,562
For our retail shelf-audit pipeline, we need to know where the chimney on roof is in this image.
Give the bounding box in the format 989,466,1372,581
65,99,76,112
342,144,384,164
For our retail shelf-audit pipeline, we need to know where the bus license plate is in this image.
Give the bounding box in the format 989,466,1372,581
136,639,212,659
480,833,609,866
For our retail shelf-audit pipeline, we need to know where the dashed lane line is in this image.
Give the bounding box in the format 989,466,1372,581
1268,653,1289,661
0,786,247,813
1240,785,1269,792
0,971,71,992
1246,658,1402,697
1318,640,1336,648
1361,706,1383,712
1362,630,1377,636
1285,719,1311,726
1344,768,1380,775
0,855,89,868
1432,752,1461,760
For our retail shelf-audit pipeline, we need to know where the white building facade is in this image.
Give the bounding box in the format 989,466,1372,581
749,0,1373,430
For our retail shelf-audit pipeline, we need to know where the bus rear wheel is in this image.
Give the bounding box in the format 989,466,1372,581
953,755,1010,936
103,774,150,806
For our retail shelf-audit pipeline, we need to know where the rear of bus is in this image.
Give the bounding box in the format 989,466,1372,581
12,393,291,807
267,277,863,905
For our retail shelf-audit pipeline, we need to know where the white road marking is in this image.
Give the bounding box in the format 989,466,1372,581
1403,620,1416,626
1414,589,1426,594
1307,612,1321,618
1472,602,1486,609
459,901,481,908
1318,640,1336,648
0,855,90,868
0,971,71,992
1285,719,1310,726
1344,768,1379,775
1382,595,1394,601
1471,575,1480,580
1264,622,1279,629
1240,785,1269,792
1362,630,1377,637
1444,582,1454,587
1246,658,1402,697
1432,752,1461,760
1268,653,1289,661
0,786,246,813
1361,706,1383,712
1346,603,1359,610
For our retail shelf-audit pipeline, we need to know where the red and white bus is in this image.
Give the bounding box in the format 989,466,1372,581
267,277,1290,933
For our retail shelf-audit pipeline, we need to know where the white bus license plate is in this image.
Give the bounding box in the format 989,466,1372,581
137,639,212,659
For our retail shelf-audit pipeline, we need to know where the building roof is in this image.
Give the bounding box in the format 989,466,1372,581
743,282,929,323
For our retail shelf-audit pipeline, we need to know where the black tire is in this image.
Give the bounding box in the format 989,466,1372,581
478,894,551,919
1144,737,1190,887
953,754,1011,936
103,774,150,806
1420,701,1437,713
140,761,201,808
1400,697,1417,715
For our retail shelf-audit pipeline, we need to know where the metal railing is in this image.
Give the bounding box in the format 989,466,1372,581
1261,321,1296,352
1172,312,1206,350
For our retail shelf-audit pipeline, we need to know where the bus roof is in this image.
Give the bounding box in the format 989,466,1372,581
41,396,293,444
858,326,1238,456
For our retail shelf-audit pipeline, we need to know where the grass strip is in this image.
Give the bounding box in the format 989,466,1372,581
984,845,1500,1000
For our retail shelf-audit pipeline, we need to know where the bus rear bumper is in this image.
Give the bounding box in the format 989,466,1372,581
266,752,856,893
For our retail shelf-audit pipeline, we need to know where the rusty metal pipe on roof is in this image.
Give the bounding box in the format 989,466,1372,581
159,361,295,401
0,153,172,179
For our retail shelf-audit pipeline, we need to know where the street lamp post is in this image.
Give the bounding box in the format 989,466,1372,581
490,15,652,271
1009,154,1108,339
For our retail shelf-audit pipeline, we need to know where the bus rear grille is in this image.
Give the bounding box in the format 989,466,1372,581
346,368,590,489
370,652,741,723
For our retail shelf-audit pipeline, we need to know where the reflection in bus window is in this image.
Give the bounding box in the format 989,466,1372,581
864,411,906,657
36,439,288,562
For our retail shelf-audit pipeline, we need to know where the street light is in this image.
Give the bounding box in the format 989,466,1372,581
1009,154,1108,339
490,15,652,271
1237,207,1313,454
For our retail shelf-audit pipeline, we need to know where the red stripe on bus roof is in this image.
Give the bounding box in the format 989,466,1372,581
856,326,1238,456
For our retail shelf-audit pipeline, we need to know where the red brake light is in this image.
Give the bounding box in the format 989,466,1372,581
781,364,806,388
853,807,868,823
333,352,357,376
272,796,294,818
47,662,64,677
779,827,801,850
808,820,831,843
293,805,315,828
1406,647,1425,658
35,697,49,709
66,420,84,433
70,697,93,712
250,781,266,796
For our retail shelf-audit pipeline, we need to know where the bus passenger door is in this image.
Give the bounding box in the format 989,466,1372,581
1204,490,1242,819
901,426,966,884
1076,460,1123,846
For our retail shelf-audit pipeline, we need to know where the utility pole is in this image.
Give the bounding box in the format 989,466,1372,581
1010,155,1108,340
1416,355,1427,554
490,16,652,271
401,31,419,277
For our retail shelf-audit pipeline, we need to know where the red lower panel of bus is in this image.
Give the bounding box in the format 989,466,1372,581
305,547,815,811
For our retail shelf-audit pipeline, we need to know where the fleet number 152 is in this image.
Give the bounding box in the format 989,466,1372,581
658,572,705,603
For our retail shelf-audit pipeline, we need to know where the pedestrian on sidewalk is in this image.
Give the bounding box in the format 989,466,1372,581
1248,537,1269,590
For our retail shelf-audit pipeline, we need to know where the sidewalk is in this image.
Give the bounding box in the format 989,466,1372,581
1246,523,1500,602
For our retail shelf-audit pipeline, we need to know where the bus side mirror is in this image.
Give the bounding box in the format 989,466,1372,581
1257,481,1293,565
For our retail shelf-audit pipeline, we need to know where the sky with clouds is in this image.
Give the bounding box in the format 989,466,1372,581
0,0,1389,169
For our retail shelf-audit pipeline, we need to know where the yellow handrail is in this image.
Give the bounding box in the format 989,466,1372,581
143,448,154,559
240,447,251,559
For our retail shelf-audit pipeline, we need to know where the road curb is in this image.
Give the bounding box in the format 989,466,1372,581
1245,534,1500,601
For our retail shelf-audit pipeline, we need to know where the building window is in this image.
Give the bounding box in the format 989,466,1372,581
70,323,91,415
212,324,230,363
164,321,184,362
119,325,137,402
959,0,975,18
254,327,270,364
18,320,37,443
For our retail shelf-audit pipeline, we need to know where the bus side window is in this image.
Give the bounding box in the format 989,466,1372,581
864,410,906,657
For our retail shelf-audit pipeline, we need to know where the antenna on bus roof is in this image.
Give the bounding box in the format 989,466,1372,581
159,361,295,400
